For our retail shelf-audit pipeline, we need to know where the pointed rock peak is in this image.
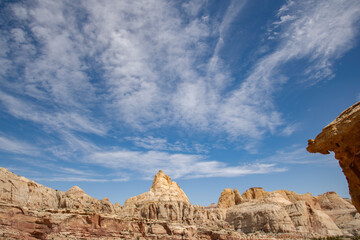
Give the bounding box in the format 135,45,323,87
123,170,189,206
66,186,86,195
151,170,172,190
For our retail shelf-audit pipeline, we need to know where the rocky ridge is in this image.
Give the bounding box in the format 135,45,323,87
307,101,360,212
0,167,359,239
218,187,360,237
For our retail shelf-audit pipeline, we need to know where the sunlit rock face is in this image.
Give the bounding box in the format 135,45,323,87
0,167,58,210
121,170,232,235
217,186,359,237
217,188,243,208
307,101,360,212
123,170,189,206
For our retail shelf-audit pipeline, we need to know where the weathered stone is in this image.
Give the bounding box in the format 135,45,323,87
0,167,58,210
123,170,189,207
233,189,243,205
242,187,268,200
218,188,236,208
307,101,360,212
317,192,360,236
217,188,243,208
226,201,296,233
285,200,342,236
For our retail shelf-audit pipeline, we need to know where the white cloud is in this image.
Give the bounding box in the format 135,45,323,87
261,145,337,165
273,15,296,25
0,1,96,108
270,0,360,81
0,135,38,155
87,149,286,179
0,0,359,157
126,136,188,152
0,91,106,136
34,176,129,182
218,0,360,139
280,124,298,136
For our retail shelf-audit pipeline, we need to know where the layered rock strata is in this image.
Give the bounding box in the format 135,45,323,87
217,187,360,236
307,101,360,212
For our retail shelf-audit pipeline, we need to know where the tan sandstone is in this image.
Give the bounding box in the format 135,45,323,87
307,101,360,212
123,170,189,207
217,186,360,237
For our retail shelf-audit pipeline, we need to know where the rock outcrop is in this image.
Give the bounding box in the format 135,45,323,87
121,170,232,235
307,101,360,212
226,201,296,234
0,167,58,210
217,186,359,237
217,188,242,208
317,191,360,236
241,187,320,209
123,170,189,206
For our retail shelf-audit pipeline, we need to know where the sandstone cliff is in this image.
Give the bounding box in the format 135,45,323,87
216,186,359,237
307,101,360,212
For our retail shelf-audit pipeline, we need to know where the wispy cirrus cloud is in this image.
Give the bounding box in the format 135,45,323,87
87,149,286,179
260,145,337,165
126,136,208,153
0,0,359,183
0,91,106,136
2,0,359,142
216,0,360,139
34,176,129,182
0,135,38,156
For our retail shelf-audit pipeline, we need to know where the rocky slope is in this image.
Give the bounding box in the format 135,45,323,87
218,187,360,237
0,167,359,239
307,101,360,212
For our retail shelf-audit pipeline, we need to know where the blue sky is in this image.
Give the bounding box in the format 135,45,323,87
1,0,360,206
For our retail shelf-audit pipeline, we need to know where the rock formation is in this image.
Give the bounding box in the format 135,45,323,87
217,188,242,208
1,167,359,239
123,170,189,206
121,170,232,235
317,191,360,236
307,101,360,212
216,185,359,237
